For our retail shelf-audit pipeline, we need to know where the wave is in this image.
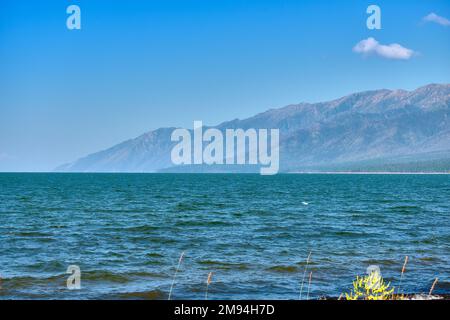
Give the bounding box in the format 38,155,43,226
198,260,250,270
267,265,298,273
115,289,166,300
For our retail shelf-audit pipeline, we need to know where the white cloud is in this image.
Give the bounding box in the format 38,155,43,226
353,37,415,60
423,12,450,27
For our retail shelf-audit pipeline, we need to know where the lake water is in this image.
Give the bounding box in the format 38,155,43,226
0,173,449,299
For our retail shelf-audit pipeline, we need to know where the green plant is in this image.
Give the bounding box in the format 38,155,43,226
345,271,395,300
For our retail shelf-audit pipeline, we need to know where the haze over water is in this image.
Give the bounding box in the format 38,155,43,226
0,173,448,299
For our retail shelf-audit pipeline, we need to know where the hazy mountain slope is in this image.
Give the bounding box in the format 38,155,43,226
56,84,450,172
57,128,176,172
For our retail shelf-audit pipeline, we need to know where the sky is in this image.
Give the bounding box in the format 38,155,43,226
0,0,449,171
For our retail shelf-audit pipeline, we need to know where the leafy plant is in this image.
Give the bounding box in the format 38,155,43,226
345,271,395,300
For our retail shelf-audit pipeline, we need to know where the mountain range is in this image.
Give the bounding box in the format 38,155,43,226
56,84,450,173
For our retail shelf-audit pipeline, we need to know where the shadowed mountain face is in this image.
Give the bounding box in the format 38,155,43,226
56,84,450,173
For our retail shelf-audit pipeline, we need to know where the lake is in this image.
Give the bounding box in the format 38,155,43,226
0,173,448,299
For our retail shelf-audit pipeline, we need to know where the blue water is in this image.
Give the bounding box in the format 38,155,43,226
0,173,449,299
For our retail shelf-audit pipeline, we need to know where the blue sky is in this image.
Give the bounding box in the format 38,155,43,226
1,0,449,171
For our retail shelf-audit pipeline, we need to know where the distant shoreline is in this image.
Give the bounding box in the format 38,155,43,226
289,171,450,175
0,171,449,175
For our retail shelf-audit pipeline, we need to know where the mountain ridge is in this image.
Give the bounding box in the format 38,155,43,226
56,84,450,173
